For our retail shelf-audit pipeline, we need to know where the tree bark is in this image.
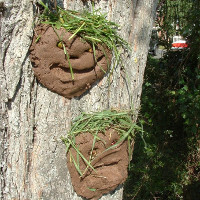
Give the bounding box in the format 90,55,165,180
0,0,158,199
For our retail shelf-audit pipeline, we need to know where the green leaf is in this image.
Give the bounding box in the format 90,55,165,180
55,21,62,29
88,187,96,192
35,35,41,43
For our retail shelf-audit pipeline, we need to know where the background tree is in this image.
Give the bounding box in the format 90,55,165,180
124,0,200,199
0,0,158,199
156,0,193,49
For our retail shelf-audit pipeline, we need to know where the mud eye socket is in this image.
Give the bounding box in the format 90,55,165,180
57,41,63,49
87,48,93,53
89,149,98,159
111,140,117,145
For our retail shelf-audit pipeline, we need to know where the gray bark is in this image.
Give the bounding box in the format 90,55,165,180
0,0,158,199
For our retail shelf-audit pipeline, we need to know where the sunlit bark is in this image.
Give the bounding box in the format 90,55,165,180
0,0,157,199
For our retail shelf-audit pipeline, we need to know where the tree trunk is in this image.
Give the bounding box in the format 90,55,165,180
0,0,158,199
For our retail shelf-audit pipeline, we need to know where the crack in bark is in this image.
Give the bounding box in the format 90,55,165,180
0,104,9,199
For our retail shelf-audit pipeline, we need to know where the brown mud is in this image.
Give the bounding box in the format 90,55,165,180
29,24,111,98
67,129,129,200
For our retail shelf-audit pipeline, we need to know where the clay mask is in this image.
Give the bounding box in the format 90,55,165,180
29,24,111,98
67,129,129,200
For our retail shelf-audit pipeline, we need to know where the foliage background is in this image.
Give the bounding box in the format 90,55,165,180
123,0,200,199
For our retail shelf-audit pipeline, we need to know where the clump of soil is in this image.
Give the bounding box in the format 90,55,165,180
67,129,129,200
29,24,111,98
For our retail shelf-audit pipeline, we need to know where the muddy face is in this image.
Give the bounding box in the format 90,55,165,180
29,24,111,99
67,129,129,200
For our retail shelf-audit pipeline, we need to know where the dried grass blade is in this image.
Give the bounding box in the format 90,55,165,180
69,22,86,41
69,150,83,176
63,44,74,80
68,139,96,172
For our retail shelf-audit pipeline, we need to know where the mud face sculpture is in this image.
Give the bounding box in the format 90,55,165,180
29,24,111,98
67,129,129,200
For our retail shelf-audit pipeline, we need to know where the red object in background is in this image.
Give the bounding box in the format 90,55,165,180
172,40,189,49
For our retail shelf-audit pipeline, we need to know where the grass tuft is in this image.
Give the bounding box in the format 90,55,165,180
37,1,129,79
61,110,142,177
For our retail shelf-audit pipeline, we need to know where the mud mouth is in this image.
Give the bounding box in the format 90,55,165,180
29,24,111,99
67,129,129,200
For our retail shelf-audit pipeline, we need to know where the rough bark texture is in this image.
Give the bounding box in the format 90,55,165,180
0,0,158,199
